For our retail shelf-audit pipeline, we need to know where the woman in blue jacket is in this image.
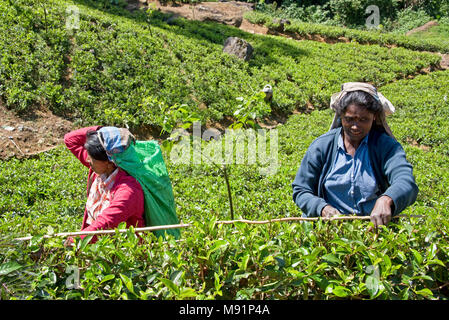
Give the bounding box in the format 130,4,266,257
292,82,418,227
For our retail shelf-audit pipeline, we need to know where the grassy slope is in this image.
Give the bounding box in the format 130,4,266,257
0,0,442,130
408,23,449,50
1,1,449,300
1,92,449,298
244,10,449,54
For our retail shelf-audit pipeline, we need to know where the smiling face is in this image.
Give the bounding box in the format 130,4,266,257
340,103,376,145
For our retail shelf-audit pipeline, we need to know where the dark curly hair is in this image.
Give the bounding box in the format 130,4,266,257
84,130,108,161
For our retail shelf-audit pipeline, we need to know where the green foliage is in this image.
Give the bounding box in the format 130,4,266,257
1,0,449,301
0,0,69,114
2,69,449,298
245,10,449,53
412,0,449,18
230,91,271,130
385,8,432,34
256,0,449,26
159,90,270,221
0,0,443,128
281,3,332,24
0,147,86,239
381,70,449,156
328,0,401,28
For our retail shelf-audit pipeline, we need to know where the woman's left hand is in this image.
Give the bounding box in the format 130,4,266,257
370,195,393,228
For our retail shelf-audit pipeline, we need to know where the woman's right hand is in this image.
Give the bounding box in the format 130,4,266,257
321,205,341,219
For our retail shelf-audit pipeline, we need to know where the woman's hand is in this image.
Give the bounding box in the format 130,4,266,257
370,195,393,228
321,205,341,219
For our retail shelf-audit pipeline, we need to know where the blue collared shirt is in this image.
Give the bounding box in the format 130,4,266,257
323,133,379,215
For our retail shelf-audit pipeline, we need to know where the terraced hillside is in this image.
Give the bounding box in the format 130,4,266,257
1,0,448,301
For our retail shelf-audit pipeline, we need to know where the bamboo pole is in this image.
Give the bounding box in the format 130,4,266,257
13,214,424,242
13,223,191,241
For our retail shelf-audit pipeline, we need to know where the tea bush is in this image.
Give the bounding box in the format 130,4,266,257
1,0,449,301
0,0,69,114
0,0,442,130
244,10,449,53
382,70,449,155
2,69,449,298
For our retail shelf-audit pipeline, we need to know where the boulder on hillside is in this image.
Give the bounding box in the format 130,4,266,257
223,37,253,61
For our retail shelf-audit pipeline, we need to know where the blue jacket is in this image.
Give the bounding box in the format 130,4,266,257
292,127,419,217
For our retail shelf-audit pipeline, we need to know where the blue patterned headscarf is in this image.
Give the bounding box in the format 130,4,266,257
97,126,135,162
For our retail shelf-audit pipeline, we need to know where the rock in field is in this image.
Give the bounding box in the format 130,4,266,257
223,37,253,61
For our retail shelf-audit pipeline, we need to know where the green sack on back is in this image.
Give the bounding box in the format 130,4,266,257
110,140,180,239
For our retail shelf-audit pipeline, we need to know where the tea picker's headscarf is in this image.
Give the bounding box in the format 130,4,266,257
97,126,136,163
329,82,396,139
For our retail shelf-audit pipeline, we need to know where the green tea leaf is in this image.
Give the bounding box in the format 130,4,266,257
425,259,446,267
0,261,23,276
274,257,285,268
365,275,379,298
239,254,250,271
78,235,93,252
332,286,351,298
171,270,184,287
120,273,135,294
160,278,180,296
322,253,340,264
383,255,392,273
100,274,115,284
414,288,434,298
411,249,423,265
29,235,44,252
179,288,197,299
214,272,222,295
207,240,228,259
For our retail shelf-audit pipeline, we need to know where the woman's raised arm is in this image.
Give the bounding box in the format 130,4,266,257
64,126,101,168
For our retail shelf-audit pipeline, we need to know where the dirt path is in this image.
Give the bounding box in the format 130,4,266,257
128,0,267,33
0,104,75,160
406,20,439,36
440,53,449,69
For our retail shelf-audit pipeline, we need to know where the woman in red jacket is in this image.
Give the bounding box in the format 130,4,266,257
64,126,145,244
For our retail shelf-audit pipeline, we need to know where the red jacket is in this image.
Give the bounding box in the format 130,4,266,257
64,126,145,241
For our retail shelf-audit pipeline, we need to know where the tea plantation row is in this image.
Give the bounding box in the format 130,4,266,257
1,69,449,299
244,10,449,54
0,0,442,130
1,0,448,300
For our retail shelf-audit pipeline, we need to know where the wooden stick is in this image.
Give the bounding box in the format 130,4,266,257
13,214,424,242
217,214,424,224
13,223,191,241
8,137,25,156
